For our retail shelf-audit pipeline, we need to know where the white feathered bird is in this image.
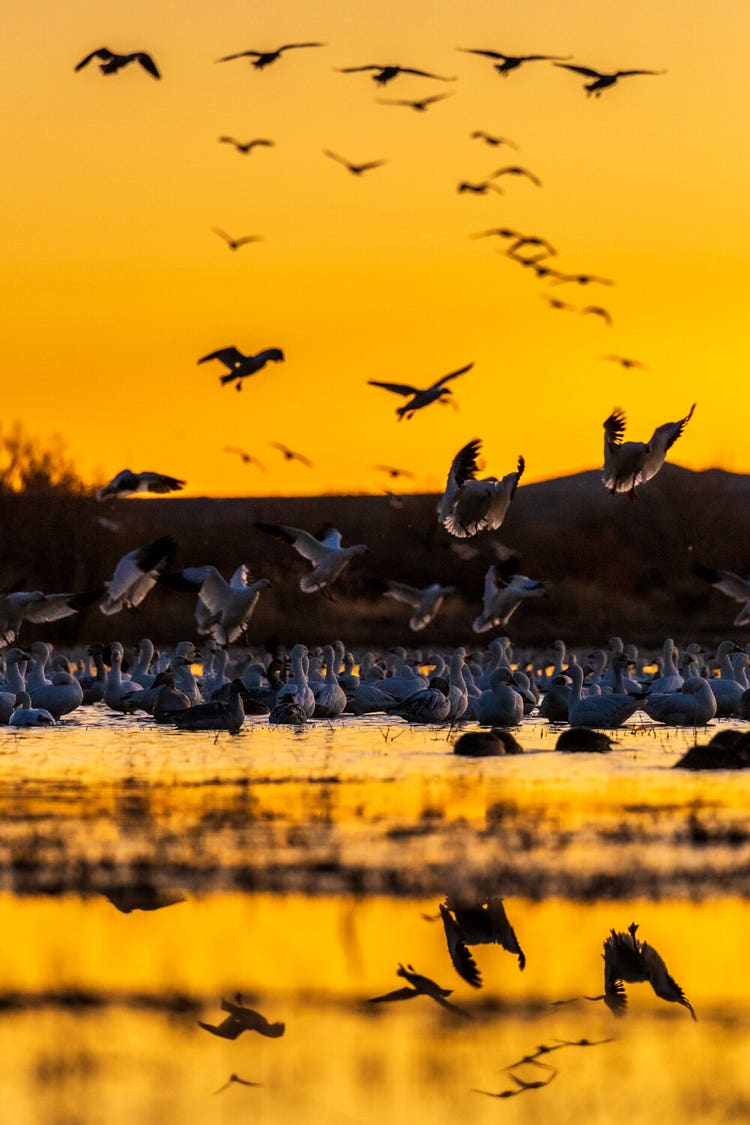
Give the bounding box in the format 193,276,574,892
472,562,546,633
694,565,750,626
254,523,368,596
100,536,177,615
438,439,524,538
378,580,456,631
602,404,695,497
97,469,186,501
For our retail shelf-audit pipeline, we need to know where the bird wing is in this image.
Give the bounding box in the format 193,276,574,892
694,566,750,602
430,362,474,390
368,986,418,1002
582,306,612,324
615,69,666,77
253,523,328,563
439,904,483,988
198,1015,244,1039
324,150,350,166
251,347,285,365
382,581,422,609
603,407,627,449
554,63,602,77
136,472,185,494
647,403,695,457
367,381,418,397
639,942,696,1018
397,67,456,80
459,48,506,60
278,42,326,50
194,569,232,614
336,65,383,73
217,50,260,61
484,898,526,967
134,52,160,78
198,347,246,368
449,438,482,488
19,593,89,625
75,48,112,70
316,525,343,548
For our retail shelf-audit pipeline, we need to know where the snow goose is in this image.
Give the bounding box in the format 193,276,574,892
197,346,284,391
96,470,185,501
642,677,717,726
0,648,29,697
103,643,144,713
9,692,55,727
311,645,347,718
603,922,695,1020
100,536,177,615
566,662,642,728
694,565,750,626
477,668,524,726
437,439,524,538
602,403,695,497
704,642,745,717
472,563,546,633
445,649,468,720
367,363,473,420
171,680,245,734
274,643,315,717
382,677,452,724
0,589,101,646
27,643,83,719
167,564,271,644
439,898,525,989
152,676,192,723
75,47,160,78
254,523,368,597
377,580,455,630
647,638,683,694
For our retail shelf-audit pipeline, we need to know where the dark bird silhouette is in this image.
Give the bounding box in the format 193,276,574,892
602,354,648,370
268,441,314,468
336,64,456,85
504,1038,615,1071
211,228,263,251
470,131,519,148
223,446,267,470
582,305,613,326
324,150,388,175
373,464,415,480
377,93,454,111
473,1065,557,1098
453,729,524,756
693,565,750,626
198,346,284,390
368,362,473,419
218,136,274,153
673,728,750,770
101,886,186,913
556,728,616,753
217,44,326,69
96,470,185,501
171,679,246,734
457,180,504,195
459,48,571,75
602,403,695,496
439,897,526,987
198,996,285,1038
491,165,542,187
550,271,614,287
75,48,160,78
213,1074,262,1095
602,922,696,1019
542,295,576,312
471,226,525,241
555,62,667,96
507,235,556,257
368,963,471,1018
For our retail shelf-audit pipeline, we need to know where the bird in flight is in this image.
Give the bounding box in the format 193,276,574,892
459,48,571,75
369,963,471,1018
268,441,314,468
211,228,263,251
197,346,284,389
506,235,556,258
602,403,696,497
100,536,178,616
457,180,504,195
216,43,326,69
377,93,454,111
253,523,368,597
550,270,614,287
491,165,542,187
693,566,750,627
554,62,666,96
323,150,388,176
471,226,525,241
223,447,266,470
368,362,473,420
472,559,547,633
373,464,415,480
581,305,613,326
438,438,525,538
75,48,160,78
96,469,185,501
218,136,274,154
470,131,520,148
602,354,648,370
213,1074,262,1095
336,64,456,85
199,996,285,1038
542,295,576,312
376,580,456,631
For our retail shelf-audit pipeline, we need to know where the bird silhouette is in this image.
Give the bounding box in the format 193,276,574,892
368,362,473,419
213,1074,262,1095
218,136,274,154
324,150,388,175
75,48,160,78
373,464,415,480
457,180,504,195
542,295,576,312
211,228,263,251
491,165,542,187
602,403,696,497
550,270,614,287
96,469,185,501
268,441,314,467
471,226,525,241
198,346,284,389
459,48,571,75
582,305,613,326
199,996,286,1038
506,235,556,258
470,131,520,148
555,62,666,96
368,963,471,1018
473,1064,557,1098
377,93,454,111
439,897,526,987
217,43,326,69
603,922,696,1019
223,446,267,470
602,354,648,370
336,64,456,85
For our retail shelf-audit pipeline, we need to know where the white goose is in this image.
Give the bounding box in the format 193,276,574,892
437,439,524,538
567,661,642,729
473,565,546,633
274,643,315,717
171,564,272,644
379,580,456,630
27,643,83,719
642,677,717,726
254,523,368,596
96,470,185,501
100,536,177,615
694,566,750,626
602,403,695,497
9,692,55,727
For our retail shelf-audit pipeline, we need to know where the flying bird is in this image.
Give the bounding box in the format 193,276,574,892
473,561,547,633
470,131,520,148
75,48,160,78
368,362,473,419
218,137,274,153
582,305,613,326
457,180,504,195
693,565,750,626
601,922,696,1019
211,228,263,250
0,589,101,646
323,150,388,176
216,43,326,69
471,227,525,241
223,446,266,470
438,438,524,538
163,564,271,644
542,295,576,312
199,996,285,1038
491,165,542,187
336,64,456,85
373,464,415,480
368,963,471,1018
377,93,453,111
376,580,456,631
602,354,647,370
253,523,368,597
213,1074,262,1095
554,62,666,96
506,235,556,258
602,403,696,497
100,536,177,615
459,48,571,75
268,441,314,467
550,271,614,287
96,469,185,501
439,897,526,987
197,346,284,390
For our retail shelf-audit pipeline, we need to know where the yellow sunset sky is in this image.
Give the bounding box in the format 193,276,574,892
5,0,748,496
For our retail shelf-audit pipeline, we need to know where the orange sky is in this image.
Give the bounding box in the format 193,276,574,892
5,0,749,497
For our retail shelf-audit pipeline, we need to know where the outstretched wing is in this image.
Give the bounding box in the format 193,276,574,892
693,565,750,602
554,63,602,77
439,904,483,988
367,380,418,397
198,346,246,369
134,52,160,78
431,362,474,391
253,522,327,564
603,407,626,449
647,403,695,455
75,47,112,70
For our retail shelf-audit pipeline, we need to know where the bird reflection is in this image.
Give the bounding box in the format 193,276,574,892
199,995,286,1038
100,886,186,913
439,896,526,988
505,1037,615,1070
474,1062,558,1098
369,963,471,1018
213,1073,262,1094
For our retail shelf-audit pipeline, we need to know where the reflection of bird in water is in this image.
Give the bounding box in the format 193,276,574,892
101,886,186,913
505,1037,615,1070
377,93,453,111
693,565,750,627
582,305,612,326
491,165,542,187
440,896,526,987
213,1074,262,1095
470,131,519,148
438,438,524,539
373,464,415,480
457,180,504,195
336,64,456,85
199,996,286,1038
268,441,314,467
254,523,367,597
602,403,695,496
198,346,284,390
211,228,263,251
324,150,388,176
369,963,471,1018
368,362,473,420
555,62,666,96
603,922,696,1019
217,43,326,69
75,47,160,78
97,469,185,501
473,1063,557,1098
218,136,274,154
223,446,266,471
602,354,648,370
459,48,571,75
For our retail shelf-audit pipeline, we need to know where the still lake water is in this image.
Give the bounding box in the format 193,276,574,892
1,706,749,1123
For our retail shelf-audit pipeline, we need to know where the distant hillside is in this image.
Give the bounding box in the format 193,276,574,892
0,464,748,648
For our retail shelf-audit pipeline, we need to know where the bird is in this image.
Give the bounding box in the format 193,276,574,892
542,295,576,312
602,403,696,497
491,165,542,187
377,93,453,111
439,897,526,988
457,180,504,195
223,446,266,470
99,535,177,615
556,728,616,752
506,235,556,258
164,565,271,645
453,729,524,756
96,469,185,501
218,137,274,154
438,438,525,538
75,48,160,79
554,62,667,96
641,677,717,727
9,692,55,727
473,561,547,633
171,679,247,733
550,270,614,287
211,228,263,251
373,464,415,480
268,441,313,467
0,589,101,646
253,523,368,597
216,44,326,69
198,996,285,1037
376,580,456,631
602,354,647,370
693,566,750,626
213,1074,262,1095
368,362,473,420
459,48,572,76
602,922,696,1019
565,661,643,729
470,131,520,148
323,150,388,176
581,305,612,326
336,64,456,85
368,963,471,1018
197,346,284,390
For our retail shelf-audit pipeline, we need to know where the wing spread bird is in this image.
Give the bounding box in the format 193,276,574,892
473,563,546,633
198,346,284,388
336,64,456,84
380,581,455,631
554,62,666,95
174,564,272,644
253,522,367,595
602,403,695,496
100,536,177,615
323,150,388,175
368,362,473,419
75,48,161,78
693,565,750,626
603,923,696,1019
97,469,185,501
268,441,314,467
491,165,542,186
211,227,263,249
217,43,326,67
438,438,525,538
0,589,101,646
199,998,285,1038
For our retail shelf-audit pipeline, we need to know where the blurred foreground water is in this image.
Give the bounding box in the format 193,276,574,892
1,712,749,1123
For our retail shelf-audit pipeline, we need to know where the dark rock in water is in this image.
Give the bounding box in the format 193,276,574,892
453,729,524,757
556,728,615,753
674,729,750,770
